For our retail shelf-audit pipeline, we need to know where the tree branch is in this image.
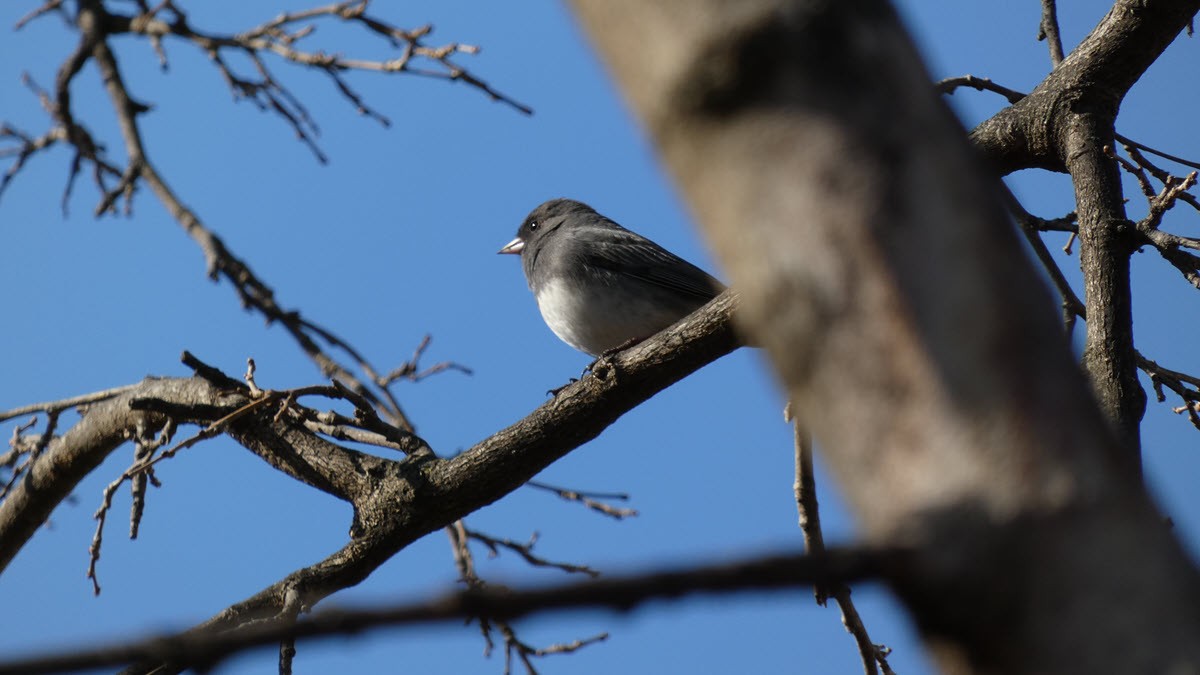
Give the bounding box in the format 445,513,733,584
0,292,734,675
962,0,1199,461
970,0,1200,174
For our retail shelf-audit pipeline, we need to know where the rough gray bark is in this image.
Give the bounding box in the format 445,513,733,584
966,0,1200,464
568,0,1200,673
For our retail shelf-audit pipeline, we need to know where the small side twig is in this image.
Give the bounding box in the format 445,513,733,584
87,395,276,595
0,383,140,424
1036,0,1065,66
937,75,1200,172
444,521,605,673
526,480,638,520
377,335,473,386
1138,352,1200,430
465,529,600,578
788,411,895,675
14,0,66,30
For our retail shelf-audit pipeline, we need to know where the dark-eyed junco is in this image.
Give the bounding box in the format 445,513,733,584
499,198,724,356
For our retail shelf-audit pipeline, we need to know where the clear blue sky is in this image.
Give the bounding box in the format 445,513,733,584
2,2,1198,673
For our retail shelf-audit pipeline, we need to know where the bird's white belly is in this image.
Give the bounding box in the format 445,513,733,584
535,278,664,356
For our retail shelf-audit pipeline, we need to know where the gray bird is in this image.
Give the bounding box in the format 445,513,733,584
499,198,724,356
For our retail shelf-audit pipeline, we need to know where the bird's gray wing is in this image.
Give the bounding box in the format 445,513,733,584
577,225,725,301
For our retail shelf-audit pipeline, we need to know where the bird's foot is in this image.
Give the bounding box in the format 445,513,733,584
584,337,646,383
584,351,618,382
546,378,579,397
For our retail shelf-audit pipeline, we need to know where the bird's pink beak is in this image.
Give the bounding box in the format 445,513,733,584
498,237,525,255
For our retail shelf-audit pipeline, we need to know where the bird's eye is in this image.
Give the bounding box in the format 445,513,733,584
529,221,539,231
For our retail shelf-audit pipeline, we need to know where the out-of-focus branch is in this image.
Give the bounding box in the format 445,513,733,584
0,546,890,675
0,384,138,424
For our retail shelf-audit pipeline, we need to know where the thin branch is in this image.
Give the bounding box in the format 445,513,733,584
789,418,895,675
1005,188,1087,333
1132,171,1200,289
1120,134,1200,173
2,2,508,439
1,413,59,502
1122,144,1200,211
1037,0,1066,66
105,1,533,136
464,529,601,577
0,384,140,423
377,334,473,386
87,396,275,594
0,123,67,201
444,520,597,673
935,75,1025,104
937,75,1200,172
525,480,638,520
14,0,65,31
1137,352,1200,430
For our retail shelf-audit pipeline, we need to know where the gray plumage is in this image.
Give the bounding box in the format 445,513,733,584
499,199,724,356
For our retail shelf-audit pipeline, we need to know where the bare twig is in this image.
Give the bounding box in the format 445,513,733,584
1037,0,1066,65
465,528,601,577
935,75,1026,104
1,2,508,440
789,418,895,675
445,519,603,673
87,395,277,594
526,480,638,520
0,384,140,424
1,414,60,502
938,75,1200,172
1005,189,1087,333
1132,172,1200,289
106,0,533,154
497,621,608,675
1122,144,1200,212
377,335,473,386
1137,352,1200,430
14,0,65,30
1121,135,1200,174
0,123,67,201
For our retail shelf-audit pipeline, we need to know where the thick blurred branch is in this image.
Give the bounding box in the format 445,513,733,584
568,1,1200,673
